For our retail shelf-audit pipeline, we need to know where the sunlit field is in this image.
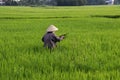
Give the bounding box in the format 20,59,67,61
0,6,120,80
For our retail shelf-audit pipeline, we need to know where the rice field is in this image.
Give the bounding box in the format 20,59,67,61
0,6,120,80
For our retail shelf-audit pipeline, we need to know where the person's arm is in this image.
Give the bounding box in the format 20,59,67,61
52,33,64,42
59,36,64,40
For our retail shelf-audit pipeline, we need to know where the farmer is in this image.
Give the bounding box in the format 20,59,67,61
42,25,65,50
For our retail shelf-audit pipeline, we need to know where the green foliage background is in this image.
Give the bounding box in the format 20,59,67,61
0,6,120,80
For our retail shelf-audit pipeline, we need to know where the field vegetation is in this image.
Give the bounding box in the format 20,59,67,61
0,6,120,80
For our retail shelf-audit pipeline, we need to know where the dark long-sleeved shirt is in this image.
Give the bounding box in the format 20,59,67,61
42,32,62,49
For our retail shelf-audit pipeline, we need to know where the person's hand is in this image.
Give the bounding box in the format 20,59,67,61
60,36,65,40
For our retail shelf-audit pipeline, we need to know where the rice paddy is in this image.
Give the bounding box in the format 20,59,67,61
0,6,120,80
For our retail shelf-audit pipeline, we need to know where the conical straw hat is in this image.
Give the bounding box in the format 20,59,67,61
47,25,58,32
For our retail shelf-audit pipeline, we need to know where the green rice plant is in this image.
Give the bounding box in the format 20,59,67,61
0,6,120,80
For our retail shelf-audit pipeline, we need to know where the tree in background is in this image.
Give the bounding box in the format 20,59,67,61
19,0,55,6
115,0,120,4
86,0,105,5
7,0,120,6
19,0,87,6
55,0,87,6
5,0,19,5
